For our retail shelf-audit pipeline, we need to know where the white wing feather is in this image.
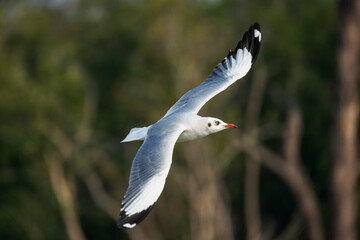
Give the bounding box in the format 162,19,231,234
164,48,253,116
118,120,185,228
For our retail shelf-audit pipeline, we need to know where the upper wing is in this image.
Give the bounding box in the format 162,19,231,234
164,22,261,116
117,120,185,229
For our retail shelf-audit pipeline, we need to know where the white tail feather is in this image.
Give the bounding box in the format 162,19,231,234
121,126,151,143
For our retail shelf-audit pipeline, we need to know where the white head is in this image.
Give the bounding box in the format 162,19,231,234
177,116,237,142
205,117,237,134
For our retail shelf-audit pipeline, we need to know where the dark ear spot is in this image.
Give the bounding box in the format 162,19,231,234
208,123,211,127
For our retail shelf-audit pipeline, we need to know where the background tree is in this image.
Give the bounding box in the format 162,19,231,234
331,0,360,240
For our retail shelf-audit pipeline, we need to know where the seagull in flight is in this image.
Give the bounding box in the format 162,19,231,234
117,22,261,229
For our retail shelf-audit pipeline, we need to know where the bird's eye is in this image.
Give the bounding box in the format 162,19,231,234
208,123,212,127
215,121,220,126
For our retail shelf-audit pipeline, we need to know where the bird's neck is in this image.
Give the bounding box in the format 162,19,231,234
177,116,210,142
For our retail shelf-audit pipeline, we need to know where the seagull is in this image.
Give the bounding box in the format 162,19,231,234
117,22,261,229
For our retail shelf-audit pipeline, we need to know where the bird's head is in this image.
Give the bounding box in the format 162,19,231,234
206,117,237,134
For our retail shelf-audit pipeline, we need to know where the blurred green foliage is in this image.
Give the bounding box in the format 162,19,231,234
0,0,343,239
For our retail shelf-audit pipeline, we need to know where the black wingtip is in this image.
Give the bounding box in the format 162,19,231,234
234,22,261,64
253,22,261,32
117,205,154,229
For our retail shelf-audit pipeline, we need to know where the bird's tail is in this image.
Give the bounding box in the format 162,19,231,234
121,126,151,143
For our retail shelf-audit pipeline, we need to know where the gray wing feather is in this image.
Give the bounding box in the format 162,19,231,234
165,22,261,116
118,120,185,228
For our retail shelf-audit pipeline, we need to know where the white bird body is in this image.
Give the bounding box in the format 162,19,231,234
122,114,223,143
117,23,261,229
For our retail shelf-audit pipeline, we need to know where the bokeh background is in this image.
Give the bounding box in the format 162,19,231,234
1,0,359,240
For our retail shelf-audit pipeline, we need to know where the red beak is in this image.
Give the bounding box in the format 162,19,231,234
224,123,237,129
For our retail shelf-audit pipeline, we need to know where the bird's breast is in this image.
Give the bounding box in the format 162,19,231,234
177,129,208,142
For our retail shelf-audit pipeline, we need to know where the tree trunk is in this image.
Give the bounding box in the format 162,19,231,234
46,156,87,240
183,142,234,240
331,0,360,239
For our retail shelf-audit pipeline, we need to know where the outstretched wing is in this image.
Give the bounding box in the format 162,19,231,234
117,120,185,229
165,22,261,116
